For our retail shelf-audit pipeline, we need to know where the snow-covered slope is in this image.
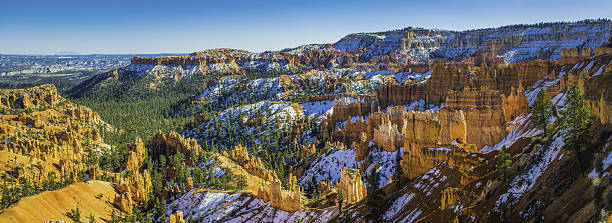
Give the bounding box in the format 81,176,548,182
333,20,612,63
168,190,337,223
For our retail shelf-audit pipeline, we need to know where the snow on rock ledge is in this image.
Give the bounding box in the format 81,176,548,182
167,190,337,223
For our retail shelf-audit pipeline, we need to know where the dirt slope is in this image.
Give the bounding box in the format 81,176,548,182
0,180,119,223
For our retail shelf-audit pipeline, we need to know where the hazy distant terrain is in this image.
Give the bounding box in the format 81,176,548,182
0,19,611,223
0,54,181,92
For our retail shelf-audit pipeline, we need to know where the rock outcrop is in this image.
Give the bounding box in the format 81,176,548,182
401,144,478,179
376,63,525,108
296,144,316,159
322,97,378,136
0,85,109,187
336,168,367,204
125,47,370,78
169,211,186,223
113,192,134,215
318,181,334,194
595,46,612,56
581,61,612,124
373,118,404,152
225,145,278,182
257,180,302,212
148,131,201,163
0,84,58,109
440,86,527,148
440,187,462,211
113,171,152,213
123,138,146,172
559,47,592,64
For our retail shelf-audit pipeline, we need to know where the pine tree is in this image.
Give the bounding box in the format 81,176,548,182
366,168,385,222
68,203,82,223
605,36,612,47
496,146,512,182
530,89,552,136
392,148,403,186
366,168,380,193
236,175,247,190
337,189,345,211
560,86,591,149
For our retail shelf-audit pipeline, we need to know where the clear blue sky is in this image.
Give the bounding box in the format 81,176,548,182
1,0,610,55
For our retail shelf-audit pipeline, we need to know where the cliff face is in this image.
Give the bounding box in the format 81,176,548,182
226,145,279,182
372,118,404,152
441,87,527,148
559,47,593,64
509,60,554,89
337,167,367,204
334,20,611,63
148,131,201,163
322,97,378,135
124,47,369,78
595,46,612,56
131,48,364,68
123,138,146,172
113,171,152,215
376,63,525,108
0,84,58,109
578,57,612,124
0,85,109,186
371,62,530,149
257,180,302,212
332,84,524,156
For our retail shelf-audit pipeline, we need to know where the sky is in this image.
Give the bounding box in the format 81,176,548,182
1,0,611,55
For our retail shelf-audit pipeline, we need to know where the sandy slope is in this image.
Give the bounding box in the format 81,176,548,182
216,155,270,194
0,180,119,223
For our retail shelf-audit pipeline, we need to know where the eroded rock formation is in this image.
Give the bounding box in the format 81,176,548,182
148,131,201,163
559,47,592,64
0,85,110,187
441,87,527,148
337,168,367,204
257,180,302,212
225,145,279,182
111,169,152,216
0,84,58,109
169,211,186,223
123,138,146,172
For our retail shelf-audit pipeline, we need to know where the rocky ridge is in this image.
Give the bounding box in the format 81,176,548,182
7,20,610,223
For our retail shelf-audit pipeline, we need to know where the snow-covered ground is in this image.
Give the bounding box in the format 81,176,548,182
404,99,443,113
300,100,334,119
497,131,565,205
168,190,337,223
412,167,449,197
333,21,611,63
298,145,403,189
364,147,404,187
481,114,542,153
298,148,363,188
588,135,612,179
383,192,417,221
381,165,451,222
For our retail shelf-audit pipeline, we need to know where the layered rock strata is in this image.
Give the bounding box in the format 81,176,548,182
148,131,201,164
337,167,367,204
225,145,279,182
123,138,146,172
257,180,302,212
